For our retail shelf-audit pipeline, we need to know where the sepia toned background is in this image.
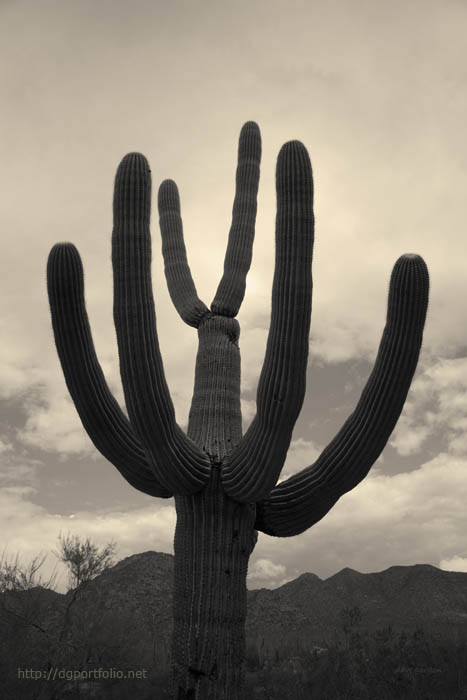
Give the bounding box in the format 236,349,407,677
1,0,466,591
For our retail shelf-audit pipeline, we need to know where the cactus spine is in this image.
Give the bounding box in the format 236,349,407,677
47,122,429,699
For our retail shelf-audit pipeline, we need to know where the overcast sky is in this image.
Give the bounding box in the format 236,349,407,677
1,0,467,591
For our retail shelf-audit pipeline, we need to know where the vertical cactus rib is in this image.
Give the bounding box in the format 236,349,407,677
211,121,262,317
112,153,211,494
255,254,429,537
46,243,172,498
158,179,209,327
222,140,314,502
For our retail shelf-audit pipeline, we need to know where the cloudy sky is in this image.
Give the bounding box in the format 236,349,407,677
1,0,467,591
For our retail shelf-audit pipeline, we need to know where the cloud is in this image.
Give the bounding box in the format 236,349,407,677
0,450,41,485
18,392,96,457
439,556,467,573
247,558,291,588
0,319,46,401
0,437,13,454
390,357,467,457
389,423,431,457
310,314,377,365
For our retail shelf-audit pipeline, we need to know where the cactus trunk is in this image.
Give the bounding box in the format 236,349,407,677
172,472,256,699
170,313,256,699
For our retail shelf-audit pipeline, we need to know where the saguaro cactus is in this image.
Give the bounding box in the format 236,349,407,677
47,122,429,699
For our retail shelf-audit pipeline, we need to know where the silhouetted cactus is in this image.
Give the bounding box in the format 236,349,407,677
47,122,429,700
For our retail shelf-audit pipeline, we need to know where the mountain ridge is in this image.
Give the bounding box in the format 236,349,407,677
3,551,467,669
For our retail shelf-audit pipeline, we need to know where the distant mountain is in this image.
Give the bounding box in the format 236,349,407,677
3,552,467,669
247,563,467,659
66,553,467,663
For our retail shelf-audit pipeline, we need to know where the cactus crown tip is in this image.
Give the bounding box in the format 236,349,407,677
117,152,150,172
402,253,422,261
281,139,305,151
242,120,260,131
396,253,428,272
49,241,78,256
277,140,312,170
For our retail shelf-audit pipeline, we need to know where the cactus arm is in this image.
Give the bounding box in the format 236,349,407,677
211,121,262,317
255,254,430,536
112,153,211,494
158,179,209,328
46,243,172,498
222,140,314,502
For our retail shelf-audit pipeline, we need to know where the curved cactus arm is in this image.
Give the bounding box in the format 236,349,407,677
255,254,430,536
211,121,262,317
222,140,314,502
158,179,209,328
112,153,211,495
46,243,172,498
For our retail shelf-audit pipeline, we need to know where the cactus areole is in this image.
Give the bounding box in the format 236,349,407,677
47,122,429,699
